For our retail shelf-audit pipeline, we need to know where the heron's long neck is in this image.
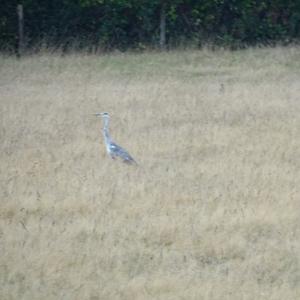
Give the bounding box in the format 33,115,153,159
103,128,112,144
102,118,112,144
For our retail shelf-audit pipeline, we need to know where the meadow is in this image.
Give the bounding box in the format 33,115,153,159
0,46,299,300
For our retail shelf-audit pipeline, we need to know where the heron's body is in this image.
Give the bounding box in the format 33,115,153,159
96,112,137,165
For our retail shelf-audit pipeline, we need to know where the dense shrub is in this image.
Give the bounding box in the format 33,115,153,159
0,0,300,52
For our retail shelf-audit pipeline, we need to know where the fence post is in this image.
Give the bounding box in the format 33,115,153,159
159,4,166,50
17,4,24,57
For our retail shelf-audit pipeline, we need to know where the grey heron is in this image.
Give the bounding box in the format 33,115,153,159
95,112,137,165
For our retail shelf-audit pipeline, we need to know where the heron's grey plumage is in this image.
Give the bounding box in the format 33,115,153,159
95,112,137,165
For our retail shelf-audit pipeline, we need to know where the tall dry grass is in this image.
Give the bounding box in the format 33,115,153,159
0,47,300,300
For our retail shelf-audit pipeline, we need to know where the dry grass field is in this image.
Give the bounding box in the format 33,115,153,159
0,46,300,300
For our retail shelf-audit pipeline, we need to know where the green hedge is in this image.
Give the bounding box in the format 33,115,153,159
1,0,300,51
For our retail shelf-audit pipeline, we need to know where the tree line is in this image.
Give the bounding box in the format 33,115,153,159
1,0,300,52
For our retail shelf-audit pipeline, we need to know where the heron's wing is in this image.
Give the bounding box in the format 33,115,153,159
110,142,137,164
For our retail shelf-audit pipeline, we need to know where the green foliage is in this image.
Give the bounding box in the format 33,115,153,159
0,0,300,51
0,0,18,51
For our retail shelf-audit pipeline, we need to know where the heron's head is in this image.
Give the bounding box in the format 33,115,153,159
94,112,109,118
94,112,110,128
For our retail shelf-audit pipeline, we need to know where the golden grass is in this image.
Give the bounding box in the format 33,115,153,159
0,46,300,300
